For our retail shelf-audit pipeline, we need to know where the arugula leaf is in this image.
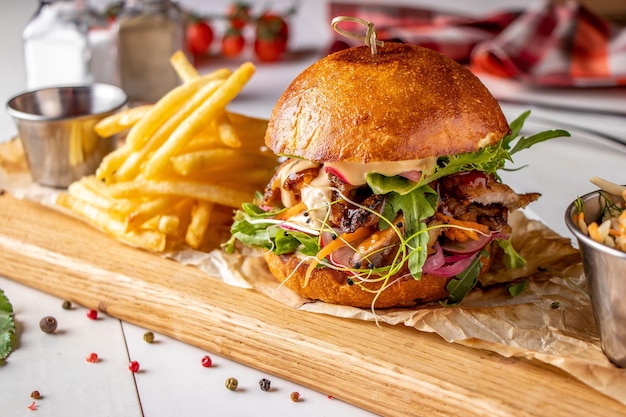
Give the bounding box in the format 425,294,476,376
0,288,16,361
497,238,526,269
383,186,438,277
444,251,485,305
509,129,570,155
507,279,529,297
501,110,530,149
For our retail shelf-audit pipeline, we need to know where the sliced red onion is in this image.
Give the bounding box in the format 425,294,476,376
399,170,422,182
423,251,478,277
324,165,350,184
423,242,445,270
328,245,357,268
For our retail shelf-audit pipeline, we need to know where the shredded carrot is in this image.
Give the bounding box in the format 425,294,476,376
274,202,307,220
304,227,372,284
435,213,489,241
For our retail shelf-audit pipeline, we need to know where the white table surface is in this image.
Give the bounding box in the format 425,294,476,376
1,1,626,416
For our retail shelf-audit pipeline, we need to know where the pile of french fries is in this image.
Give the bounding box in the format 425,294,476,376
57,52,278,252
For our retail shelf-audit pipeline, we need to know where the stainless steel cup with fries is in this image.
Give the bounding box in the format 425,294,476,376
6,84,128,188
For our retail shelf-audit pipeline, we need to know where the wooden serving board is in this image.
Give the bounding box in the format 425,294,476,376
1,193,625,417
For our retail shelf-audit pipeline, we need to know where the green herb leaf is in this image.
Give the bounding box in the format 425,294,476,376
0,288,16,361
444,253,484,305
509,129,570,156
497,238,526,269
384,186,438,277
507,279,529,297
273,229,320,256
228,204,321,256
501,110,531,149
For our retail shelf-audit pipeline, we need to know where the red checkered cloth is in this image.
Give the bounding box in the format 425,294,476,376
329,1,626,87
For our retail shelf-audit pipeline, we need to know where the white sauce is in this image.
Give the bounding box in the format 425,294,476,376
324,157,438,186
277,159,319,208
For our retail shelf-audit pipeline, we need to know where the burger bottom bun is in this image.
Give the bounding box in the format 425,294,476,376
264,251,494,309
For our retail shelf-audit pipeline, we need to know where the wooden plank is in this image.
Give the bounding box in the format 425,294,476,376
1,193,624,417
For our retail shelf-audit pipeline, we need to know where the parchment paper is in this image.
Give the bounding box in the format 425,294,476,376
1,138,624,406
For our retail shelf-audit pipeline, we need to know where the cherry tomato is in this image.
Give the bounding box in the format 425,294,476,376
227,3,250,30
254,38,287,62
221,28,245,58
256,13,289,42
254,14,289,62
186,20,214,55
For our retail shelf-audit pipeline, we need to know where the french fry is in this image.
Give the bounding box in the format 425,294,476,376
69,122,83,166
170,149,275,176
185,200,214,249
227,112,270,151
170,50,200,82
142,62,256,179
157,214,181,235
114,79,225,181
217,112,241,148
96,144,134,182
107,179,255,208
125,196,179,231
57,193,166,251
191,167,276,186
94,105,152,138
68,178,117,211
125,72,230,151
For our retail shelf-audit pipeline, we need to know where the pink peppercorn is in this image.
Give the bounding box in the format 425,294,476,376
86,353,99,363
201,355,212,368
129,360,140,373
86,309,98,320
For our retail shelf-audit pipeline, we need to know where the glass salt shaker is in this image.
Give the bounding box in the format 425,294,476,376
23,0,94,89
116,0,184,103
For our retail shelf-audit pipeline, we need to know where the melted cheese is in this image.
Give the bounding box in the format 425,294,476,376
325,157,438,186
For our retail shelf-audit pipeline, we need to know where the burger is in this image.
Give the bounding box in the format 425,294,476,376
226,42,567,309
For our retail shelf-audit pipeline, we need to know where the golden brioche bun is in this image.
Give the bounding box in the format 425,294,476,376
264,250,494,308
265,43,509,163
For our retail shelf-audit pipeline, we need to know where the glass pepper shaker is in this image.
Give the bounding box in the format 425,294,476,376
115,0,184,103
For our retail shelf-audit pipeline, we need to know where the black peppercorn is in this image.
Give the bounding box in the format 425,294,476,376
39,316,57,334
259,378,271,391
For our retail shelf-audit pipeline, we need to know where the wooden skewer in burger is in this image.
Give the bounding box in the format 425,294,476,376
226,17,569,309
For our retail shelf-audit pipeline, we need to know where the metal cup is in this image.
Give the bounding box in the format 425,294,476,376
6,84,128,188
565,190,626,367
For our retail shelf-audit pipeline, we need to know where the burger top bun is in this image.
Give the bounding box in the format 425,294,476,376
265,43,509,164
